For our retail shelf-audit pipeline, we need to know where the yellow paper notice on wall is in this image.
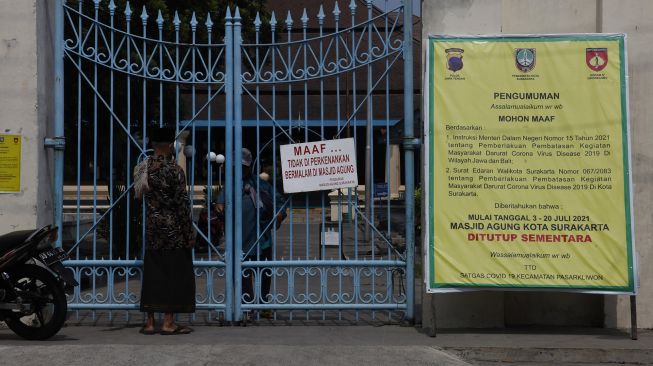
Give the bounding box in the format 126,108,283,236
424,34,636,293
0,134,22,193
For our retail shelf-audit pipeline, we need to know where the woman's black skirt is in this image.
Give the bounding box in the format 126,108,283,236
140,248,196,313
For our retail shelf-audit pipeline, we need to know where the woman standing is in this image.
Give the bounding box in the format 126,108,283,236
134,126,196,335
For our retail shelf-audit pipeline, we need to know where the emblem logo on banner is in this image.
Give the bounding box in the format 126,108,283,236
586,48,608,72
445,48,464,72
515,48,536,72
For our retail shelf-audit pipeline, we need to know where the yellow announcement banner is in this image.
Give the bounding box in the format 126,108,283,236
0,134,22,193
424,34,636,293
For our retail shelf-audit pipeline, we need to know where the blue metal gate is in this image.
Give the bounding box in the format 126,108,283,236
55,0,415,323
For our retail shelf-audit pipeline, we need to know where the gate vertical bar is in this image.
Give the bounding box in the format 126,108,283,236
350,2,359,269
93,0,100,262
365,0,373,246
402,0,415,322
254,13,261,268
205,13,214,262
270,12,278,311
318,5,326,265
125,2,133,268
233,7,244,322
224,8,235,322
189,12,198,211
140,6,149,275
109,1,116,261
75,1,82,261
53,0,64,247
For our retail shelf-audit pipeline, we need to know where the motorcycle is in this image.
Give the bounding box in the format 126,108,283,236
0,225,78,340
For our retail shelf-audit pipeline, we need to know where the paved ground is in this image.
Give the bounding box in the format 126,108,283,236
0,324,651,365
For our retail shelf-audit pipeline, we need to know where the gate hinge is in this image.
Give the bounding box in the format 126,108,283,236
44,136,66,150
402,137,421,150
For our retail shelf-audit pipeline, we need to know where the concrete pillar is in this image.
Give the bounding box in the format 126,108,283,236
0,0,53,233
600,0,653,330
501,0,598,33
420,0,504,332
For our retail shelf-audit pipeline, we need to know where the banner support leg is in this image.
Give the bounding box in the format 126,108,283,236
630,295,637,340
427,294,437,337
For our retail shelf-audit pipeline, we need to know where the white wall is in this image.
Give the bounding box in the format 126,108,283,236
421,0,653,329
0,0,53,233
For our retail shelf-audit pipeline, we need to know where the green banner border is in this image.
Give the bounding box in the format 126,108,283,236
427,34,635,293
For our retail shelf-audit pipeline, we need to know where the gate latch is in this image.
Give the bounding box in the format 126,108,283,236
44,136,66,151
402,137,421,150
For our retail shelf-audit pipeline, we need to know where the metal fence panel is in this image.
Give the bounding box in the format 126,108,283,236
233,1,414,323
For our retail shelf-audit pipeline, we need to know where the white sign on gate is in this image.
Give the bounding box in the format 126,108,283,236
280,138,358,193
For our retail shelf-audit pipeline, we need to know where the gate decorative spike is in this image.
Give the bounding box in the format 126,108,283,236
156,10,164,29
301,8,309,27
234,7,241,25
190,12,198,31
140,5,148,24
93,0,100,9
349,0,357,13
366,0,373,9
317,5,325,24
226,7,232,21
285,11,293,30
254,12,261,32
124,1,132,20
205,12,213,31
173,11,181,30
108,0,116,14
269,11,277,31
333,1,341,20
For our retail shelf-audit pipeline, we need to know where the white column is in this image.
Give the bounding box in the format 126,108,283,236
0,0,52,232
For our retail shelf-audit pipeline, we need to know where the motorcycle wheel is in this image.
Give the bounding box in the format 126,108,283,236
4,264,68,340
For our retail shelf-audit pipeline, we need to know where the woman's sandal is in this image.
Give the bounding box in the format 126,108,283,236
159,325,193,335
